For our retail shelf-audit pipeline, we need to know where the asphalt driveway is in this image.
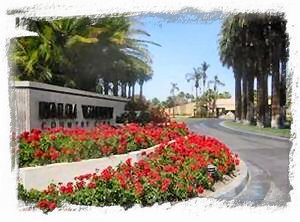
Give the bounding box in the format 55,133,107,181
187,119,292,206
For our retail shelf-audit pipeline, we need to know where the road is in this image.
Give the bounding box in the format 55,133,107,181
187,119,292,206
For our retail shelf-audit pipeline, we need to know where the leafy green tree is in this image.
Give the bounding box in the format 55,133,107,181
151,97,161,107
218,91,231,99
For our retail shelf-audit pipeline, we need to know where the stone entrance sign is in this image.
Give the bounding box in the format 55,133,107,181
11,81,129,133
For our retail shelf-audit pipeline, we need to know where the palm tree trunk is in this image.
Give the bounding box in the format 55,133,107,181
213,85,217,117
103,80,109,95
256,73,265,128
263,74,270,127
280,60,287,125
242,73,248,122
235,73,242,122
131,82,135,99
112,81,118,96
246,74,255,124
271,56,281,128
128,84,131,98
139,82,144,100
121,82,126,97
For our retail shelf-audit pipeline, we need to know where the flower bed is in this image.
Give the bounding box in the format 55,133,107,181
18,122,188,167
18,134,240,213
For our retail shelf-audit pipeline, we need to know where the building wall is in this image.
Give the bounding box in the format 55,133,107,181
11,81,129,133
166,99,235,116
166,102,196,116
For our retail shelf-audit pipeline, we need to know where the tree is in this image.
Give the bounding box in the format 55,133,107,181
185,93,195,102
208,75,225,117
219,15,243,122
151,97,161,107
218,91,231,99
11,16,159,96
11,17,99,85
185,67,202,99
200,61,209,94
170,82,179,117
219,13,289,127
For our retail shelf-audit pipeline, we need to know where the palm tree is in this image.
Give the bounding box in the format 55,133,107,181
186,67,202,99
11,16,159,95
138,71,153,100
219,15,244,122
11,17,102,85
218,13,288,127
170,82,179,117
200,61,209,94
269,15,289,128
208,75,225,117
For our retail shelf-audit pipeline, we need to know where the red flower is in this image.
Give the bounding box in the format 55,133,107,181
196,186,204,194
48,201,57,210
134,181,144,195
34,149,44,158
116,174,126,188
76,181,85,189
37,199,48,208
88,182,97,189
163,165,178,174
49,134,56,140
125,158,132,166
59,182,74,193
100,167,113,181
37,199,57,211
161,178,171,192
47,147,60,161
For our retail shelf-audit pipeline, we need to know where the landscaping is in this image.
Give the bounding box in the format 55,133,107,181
223,120,290,138
18,122,189,167
18,132,240,213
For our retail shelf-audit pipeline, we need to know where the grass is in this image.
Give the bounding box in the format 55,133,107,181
171,116,207,123
223,120,291,138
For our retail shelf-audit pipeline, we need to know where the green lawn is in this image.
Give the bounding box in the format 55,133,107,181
223,120,291,138
171,116,206,123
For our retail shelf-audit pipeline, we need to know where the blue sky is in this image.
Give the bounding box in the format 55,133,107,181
134,15,235,101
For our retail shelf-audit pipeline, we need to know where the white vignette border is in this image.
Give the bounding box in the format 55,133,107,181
0,0,299,221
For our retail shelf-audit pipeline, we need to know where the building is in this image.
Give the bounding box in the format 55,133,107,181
166,98,235,117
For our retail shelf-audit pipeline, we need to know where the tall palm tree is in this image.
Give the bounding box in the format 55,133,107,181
268,15,289,128
219,13,289,127
11,17,102,85
11,16,159,95
185,67,202,99
138,73,152,100
219,15,244,122
170,82,179,117
200,61,209,94
208,75,225,117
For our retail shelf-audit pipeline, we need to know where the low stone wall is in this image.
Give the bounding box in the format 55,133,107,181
19,141,174,191
11,81,129,133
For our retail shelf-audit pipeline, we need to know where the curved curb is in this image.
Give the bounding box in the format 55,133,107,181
219,121,290,141
206,159,249,199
